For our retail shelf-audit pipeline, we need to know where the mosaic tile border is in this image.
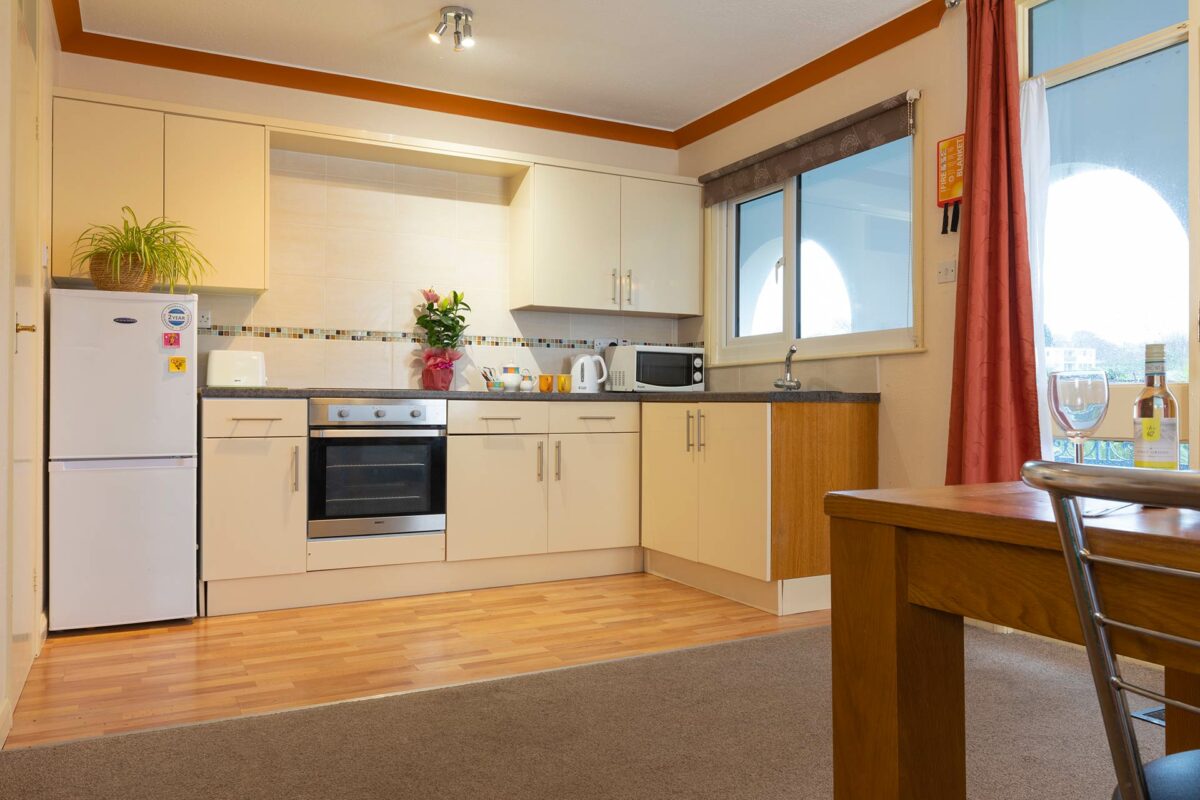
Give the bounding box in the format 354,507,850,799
200,324,702,350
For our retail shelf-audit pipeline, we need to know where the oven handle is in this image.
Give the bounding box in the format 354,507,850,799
310,429,447,438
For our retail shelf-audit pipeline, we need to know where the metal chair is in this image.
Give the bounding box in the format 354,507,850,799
1021,461,1200,800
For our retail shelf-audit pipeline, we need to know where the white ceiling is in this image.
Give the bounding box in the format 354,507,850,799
78,0,923,130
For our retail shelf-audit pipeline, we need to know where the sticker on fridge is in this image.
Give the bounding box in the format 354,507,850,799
161,304,192,331
168,357,188,373
162,332,181,349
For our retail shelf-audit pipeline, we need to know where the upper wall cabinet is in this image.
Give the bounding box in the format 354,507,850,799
52,98,268,292
52,98,165,284
165,115,267,292
509,165,702,317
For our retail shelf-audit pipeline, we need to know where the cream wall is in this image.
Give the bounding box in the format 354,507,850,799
678,8,969,489
199,150,677,389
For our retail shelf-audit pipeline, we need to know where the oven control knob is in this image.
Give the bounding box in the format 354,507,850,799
336,409,349,419
693,357,703,368
410,409,422,418
374,409,386,418
694,371,703,382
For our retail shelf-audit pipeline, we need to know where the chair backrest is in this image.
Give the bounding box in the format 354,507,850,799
1021,461,1200,800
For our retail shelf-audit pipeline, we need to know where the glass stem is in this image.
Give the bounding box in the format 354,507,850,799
1074,439,1085,465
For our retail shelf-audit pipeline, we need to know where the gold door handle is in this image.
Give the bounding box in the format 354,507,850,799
15,323,36,334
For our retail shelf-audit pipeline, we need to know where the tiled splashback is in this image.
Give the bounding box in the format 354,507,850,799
197,150,683,389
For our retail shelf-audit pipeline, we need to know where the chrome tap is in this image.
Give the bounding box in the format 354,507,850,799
773,345,802,391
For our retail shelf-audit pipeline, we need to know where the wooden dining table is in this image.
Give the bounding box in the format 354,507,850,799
825,481,1200,800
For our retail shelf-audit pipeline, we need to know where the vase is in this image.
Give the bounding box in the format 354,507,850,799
89,253,155,292
421,365,454,391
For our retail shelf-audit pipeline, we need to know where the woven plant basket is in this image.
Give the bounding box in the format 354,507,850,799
89,253,154,292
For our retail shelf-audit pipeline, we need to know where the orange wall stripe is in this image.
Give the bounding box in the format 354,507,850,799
52,0,948,151
673,0,949,148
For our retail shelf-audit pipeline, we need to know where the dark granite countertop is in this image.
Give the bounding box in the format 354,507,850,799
199,387,879,403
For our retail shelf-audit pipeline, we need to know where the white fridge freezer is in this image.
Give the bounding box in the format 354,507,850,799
49,289,199,630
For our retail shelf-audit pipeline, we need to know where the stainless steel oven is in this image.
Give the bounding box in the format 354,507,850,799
307,398,447,540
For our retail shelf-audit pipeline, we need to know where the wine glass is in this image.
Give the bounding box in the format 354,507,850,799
1047,370,1110,464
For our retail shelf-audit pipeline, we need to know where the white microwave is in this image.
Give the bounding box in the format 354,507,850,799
604,345,704,392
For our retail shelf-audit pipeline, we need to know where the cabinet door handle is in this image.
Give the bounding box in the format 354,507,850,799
697,410,706,452
537,441,544,482
291,445,300,492
611,269,618,305
481,416,522,421
685,410,694,452
625,270,633,305
555,440,562,481
231,416,283,422
577,415,617,421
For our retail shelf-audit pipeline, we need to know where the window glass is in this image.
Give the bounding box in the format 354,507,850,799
797,137,913,340
735,190,784,337
1030,0,1186,75
1043,43,1189,383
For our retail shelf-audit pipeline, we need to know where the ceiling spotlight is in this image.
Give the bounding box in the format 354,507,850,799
430,6,474,52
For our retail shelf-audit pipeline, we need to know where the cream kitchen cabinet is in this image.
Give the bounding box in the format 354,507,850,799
201,436,307,582
620,177,702,316
51,97,268,291
446,400,640,560
641,402,771,580
548,432,640,552
52,98,165,282
446,433,549,561
509,164,701,316
165,114,267,292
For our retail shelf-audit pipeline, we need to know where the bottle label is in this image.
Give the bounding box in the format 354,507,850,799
1134,417,1179,469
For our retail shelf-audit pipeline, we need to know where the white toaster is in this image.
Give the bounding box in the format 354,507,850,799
206,350,268,387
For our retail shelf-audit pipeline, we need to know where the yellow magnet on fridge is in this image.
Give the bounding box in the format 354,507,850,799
168,356,188,373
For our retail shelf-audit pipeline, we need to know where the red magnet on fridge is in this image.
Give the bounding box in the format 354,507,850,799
163,332,181,349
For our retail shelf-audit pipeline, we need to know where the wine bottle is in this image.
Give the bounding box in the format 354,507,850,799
1133,343,1179,470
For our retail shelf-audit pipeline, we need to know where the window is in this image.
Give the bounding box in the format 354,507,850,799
714,111,920,365
1023,0,1192,463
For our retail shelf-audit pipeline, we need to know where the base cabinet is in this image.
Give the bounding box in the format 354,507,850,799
446,434,549,561
548,433,640,552
641,403,770,580
202,436,307,581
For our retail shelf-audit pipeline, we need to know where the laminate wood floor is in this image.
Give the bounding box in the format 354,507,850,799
7,573,827,749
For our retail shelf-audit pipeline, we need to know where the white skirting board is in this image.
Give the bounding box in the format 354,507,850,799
644,550,830,616
205,547,645,616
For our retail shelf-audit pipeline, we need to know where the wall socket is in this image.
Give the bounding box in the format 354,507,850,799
936,259,958,284
198,310,213,327
593,337,619,353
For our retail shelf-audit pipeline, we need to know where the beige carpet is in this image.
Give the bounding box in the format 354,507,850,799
0,626,1164,800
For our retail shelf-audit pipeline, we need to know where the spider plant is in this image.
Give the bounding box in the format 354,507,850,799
72,206,210,292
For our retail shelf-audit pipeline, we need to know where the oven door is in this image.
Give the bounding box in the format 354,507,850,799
635,350,699,391
308,429,446,539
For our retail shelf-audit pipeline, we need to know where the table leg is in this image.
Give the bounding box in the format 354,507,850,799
1164,668,1200,754
832,518,966,800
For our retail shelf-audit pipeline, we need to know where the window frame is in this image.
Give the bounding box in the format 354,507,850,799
1017,0,1199,449
707,129,925,367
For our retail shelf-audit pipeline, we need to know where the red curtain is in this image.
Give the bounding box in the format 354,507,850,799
945,0,1042,485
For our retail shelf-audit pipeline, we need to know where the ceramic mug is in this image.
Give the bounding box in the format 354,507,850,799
538,374,554,393
556,373,572,393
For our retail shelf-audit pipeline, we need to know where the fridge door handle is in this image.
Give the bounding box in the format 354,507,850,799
49,457,197,471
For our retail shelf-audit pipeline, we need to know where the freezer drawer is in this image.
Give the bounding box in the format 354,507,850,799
49,457,197,630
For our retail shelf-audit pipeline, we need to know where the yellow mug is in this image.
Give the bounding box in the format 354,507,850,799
556,374,572,393
539,374,554,393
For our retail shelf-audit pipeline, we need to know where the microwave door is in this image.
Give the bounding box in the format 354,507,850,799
637,351,693,390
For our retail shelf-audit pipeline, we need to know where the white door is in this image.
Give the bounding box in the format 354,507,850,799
49,458,197,630
640,403,699,561
446,434,548,561
548,433,640,552
620,177,702,315
49,289,197,458
532,166,621,311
